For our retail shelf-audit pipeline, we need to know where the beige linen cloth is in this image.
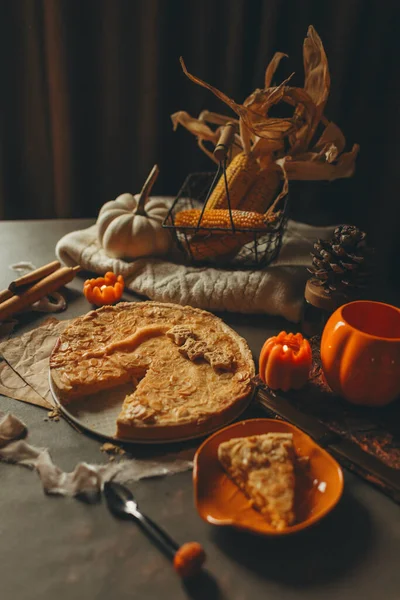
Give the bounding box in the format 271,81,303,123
0,411,193,497
56,199,335,322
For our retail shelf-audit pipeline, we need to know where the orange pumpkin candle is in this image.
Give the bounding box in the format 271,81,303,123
259,331,312,392
83,271,124,306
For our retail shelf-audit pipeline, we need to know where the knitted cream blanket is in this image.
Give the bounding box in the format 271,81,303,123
56,206,333,322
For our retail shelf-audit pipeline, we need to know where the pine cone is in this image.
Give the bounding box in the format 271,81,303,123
308,224,373,296
333,224,366,247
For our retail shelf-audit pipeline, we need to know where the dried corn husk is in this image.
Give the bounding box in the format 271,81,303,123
302,25,330,134
264,52,288,87
284,144,360,181
198,111,238,126
239,118,252,155
171,111,219,142
171,111,242,164
266,158,289,216
314,121,346,156
173,26,359,184
180,58,295,141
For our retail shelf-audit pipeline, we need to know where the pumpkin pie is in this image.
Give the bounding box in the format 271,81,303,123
217,433,296,529
50,302,255,440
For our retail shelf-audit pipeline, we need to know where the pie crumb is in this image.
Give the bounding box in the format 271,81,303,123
47,408,61,421
100,442,126,456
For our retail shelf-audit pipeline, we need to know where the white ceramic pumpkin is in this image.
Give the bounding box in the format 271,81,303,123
97,165,172,260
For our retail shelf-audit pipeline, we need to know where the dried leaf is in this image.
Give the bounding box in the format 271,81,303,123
314,121,346,154
171,111,218,143
197,138,219,165
286,147,337,163
253,148,276,170
252,136,285,159
300,25,331,145
247,116,295,139
265,158,288,215
288,151,322,162
239,118,252,155
243,73,294,111
174,29,359,185
322,143,339,163
171,110,245,164
171,111,234,164
198,111,238,126
284,144,359,180
283,87,318,153
229,143,244,161
180,57,242,114
180,57,294,141
232,134,245,151
265,52,288,87
303,25,330,113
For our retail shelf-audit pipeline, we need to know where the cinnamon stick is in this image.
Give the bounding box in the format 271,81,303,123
0,266,80,322
0,289,13,304
8,260,61,292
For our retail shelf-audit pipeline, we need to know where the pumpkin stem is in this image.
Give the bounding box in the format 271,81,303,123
136,164,160,216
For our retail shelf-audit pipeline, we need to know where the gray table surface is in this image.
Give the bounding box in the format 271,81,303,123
0,219,399,600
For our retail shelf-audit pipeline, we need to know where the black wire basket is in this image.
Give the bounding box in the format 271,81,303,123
163,171,288,269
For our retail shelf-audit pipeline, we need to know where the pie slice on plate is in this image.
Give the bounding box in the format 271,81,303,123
218,433,296,530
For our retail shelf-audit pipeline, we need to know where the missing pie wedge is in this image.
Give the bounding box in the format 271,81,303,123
50,301,255,441
218,433,296,530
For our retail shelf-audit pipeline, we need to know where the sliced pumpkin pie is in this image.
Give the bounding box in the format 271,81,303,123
50,302,255,441
218,433,296,530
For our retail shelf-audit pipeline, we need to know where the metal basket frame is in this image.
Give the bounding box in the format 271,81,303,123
163,170,288,269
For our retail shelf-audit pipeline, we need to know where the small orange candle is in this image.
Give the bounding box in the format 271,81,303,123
83,271,124,306
259,331,312,392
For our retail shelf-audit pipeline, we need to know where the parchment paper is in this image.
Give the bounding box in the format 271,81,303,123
0,357,50,409
0,318,69,408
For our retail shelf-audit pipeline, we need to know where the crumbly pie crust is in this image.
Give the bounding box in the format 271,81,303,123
50,302,255,440
218,433,296,529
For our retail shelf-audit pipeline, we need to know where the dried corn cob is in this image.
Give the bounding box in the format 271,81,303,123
238,166,281,212
188,232,254,261
175,208,268,231
206,151,259,210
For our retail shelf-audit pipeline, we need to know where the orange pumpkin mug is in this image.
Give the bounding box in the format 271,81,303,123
321,300,400,406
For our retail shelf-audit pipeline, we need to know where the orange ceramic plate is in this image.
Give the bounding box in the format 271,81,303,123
193,418,344,536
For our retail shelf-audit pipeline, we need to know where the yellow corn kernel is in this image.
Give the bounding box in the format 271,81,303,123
206,152,259,210
189,232,254,260
175,208,268,231
238,166,281,213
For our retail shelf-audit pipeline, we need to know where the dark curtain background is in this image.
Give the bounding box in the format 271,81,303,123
0,0,399,290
